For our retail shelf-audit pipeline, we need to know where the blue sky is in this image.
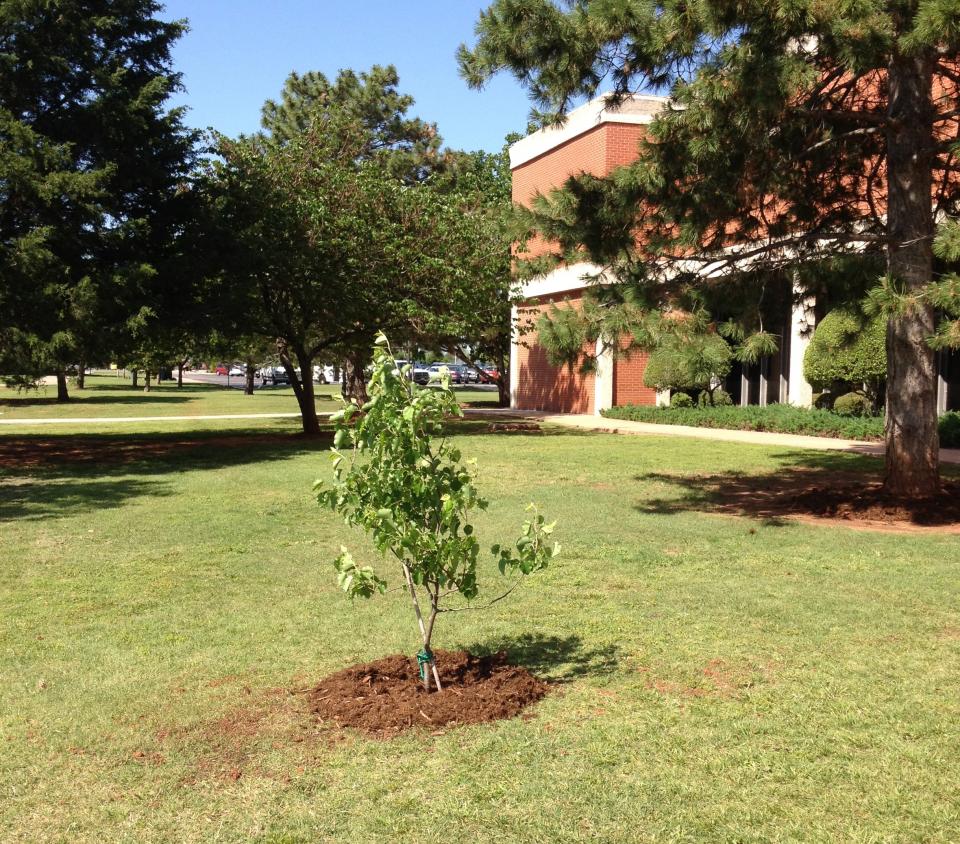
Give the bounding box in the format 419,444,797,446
161,1,535,153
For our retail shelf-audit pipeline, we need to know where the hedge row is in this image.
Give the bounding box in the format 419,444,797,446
602,404,960,447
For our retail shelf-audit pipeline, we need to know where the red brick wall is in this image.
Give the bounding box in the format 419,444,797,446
512,122,650,413
605,123,648,170
612,347,657,406
515,294,595,414
512,123,648,259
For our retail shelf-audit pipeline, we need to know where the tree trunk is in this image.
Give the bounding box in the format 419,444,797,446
55,370,69,402
177,363,183,388
131,369,138,388
401,564,442,692
144,370,151,393
341,352,369,404
244,358,255,395
280,343,320,435
76,361,86,390
883,52,939,496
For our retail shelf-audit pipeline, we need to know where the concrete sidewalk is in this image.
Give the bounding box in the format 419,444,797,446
467,407,960,466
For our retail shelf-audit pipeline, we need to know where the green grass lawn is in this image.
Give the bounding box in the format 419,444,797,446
2,417,959,842
0,374,500,421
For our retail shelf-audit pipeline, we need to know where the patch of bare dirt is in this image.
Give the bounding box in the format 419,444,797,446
308,650,549,737
485,422,543,434
640,659,770,700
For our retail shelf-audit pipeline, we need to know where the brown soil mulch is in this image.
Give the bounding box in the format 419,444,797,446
790,479,960,528
651,468,960,532
308,650,548,736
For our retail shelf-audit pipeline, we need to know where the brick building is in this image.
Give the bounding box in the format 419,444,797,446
508,94,960,415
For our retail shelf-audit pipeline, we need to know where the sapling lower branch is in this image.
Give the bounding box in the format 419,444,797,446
316,333,559,692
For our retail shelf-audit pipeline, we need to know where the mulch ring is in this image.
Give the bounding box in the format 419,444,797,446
698,470,960,532
308,650,549,737
789,479,960,529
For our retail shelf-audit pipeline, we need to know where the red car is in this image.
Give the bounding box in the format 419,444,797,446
214,364,229,375
480,364,500,382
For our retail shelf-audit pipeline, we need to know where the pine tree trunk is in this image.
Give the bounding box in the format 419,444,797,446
883,52,939,497
144,370,151,393
77,361,86,390
177,363,183,388
131,369,138,388
55,370,69,402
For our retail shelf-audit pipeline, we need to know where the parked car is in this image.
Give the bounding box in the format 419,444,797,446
479,363,500,383
411,362,431,385
458,364,482,384
214,364,229,376
228,365,245,377
262,366,289,385
427,363,462,384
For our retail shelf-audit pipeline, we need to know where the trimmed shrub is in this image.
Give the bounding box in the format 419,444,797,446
833,392,873,417
812,391,834,410
671,391,693,407
602,402,886,440
643,333,733,393
698,388,733,407
803,308,886,393
940,412,960,448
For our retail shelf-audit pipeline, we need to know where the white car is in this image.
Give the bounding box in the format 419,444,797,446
228,365,245,377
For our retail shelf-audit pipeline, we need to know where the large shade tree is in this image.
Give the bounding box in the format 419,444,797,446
460,0,960,496
0,0,198,400
204,116,508,433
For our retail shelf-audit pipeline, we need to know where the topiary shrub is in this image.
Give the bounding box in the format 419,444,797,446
833,391,873,417
939,412,960,448
698,388,733,407
803,308,886,399
671,391,693,407
813,391,834,410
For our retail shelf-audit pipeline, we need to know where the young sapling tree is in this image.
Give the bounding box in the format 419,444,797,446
315,333,559,691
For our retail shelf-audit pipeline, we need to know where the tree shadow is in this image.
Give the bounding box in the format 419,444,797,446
464,632,620,683
634,449,960,528
0,394,195,408
0,476,173,522
0,428,335,520
0,428,333,480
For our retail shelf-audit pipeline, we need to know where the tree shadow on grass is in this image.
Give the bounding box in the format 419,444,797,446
0,427,331,469
634,449,960,528
0,427,333,516
464,632,620,683
0,394,195,408
0,476,173,522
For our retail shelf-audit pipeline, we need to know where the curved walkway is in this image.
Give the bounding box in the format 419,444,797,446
470,407,960,465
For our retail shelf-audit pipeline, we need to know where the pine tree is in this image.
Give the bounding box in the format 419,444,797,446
460,0,960,496
0,0,198,398
261,64,444,183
